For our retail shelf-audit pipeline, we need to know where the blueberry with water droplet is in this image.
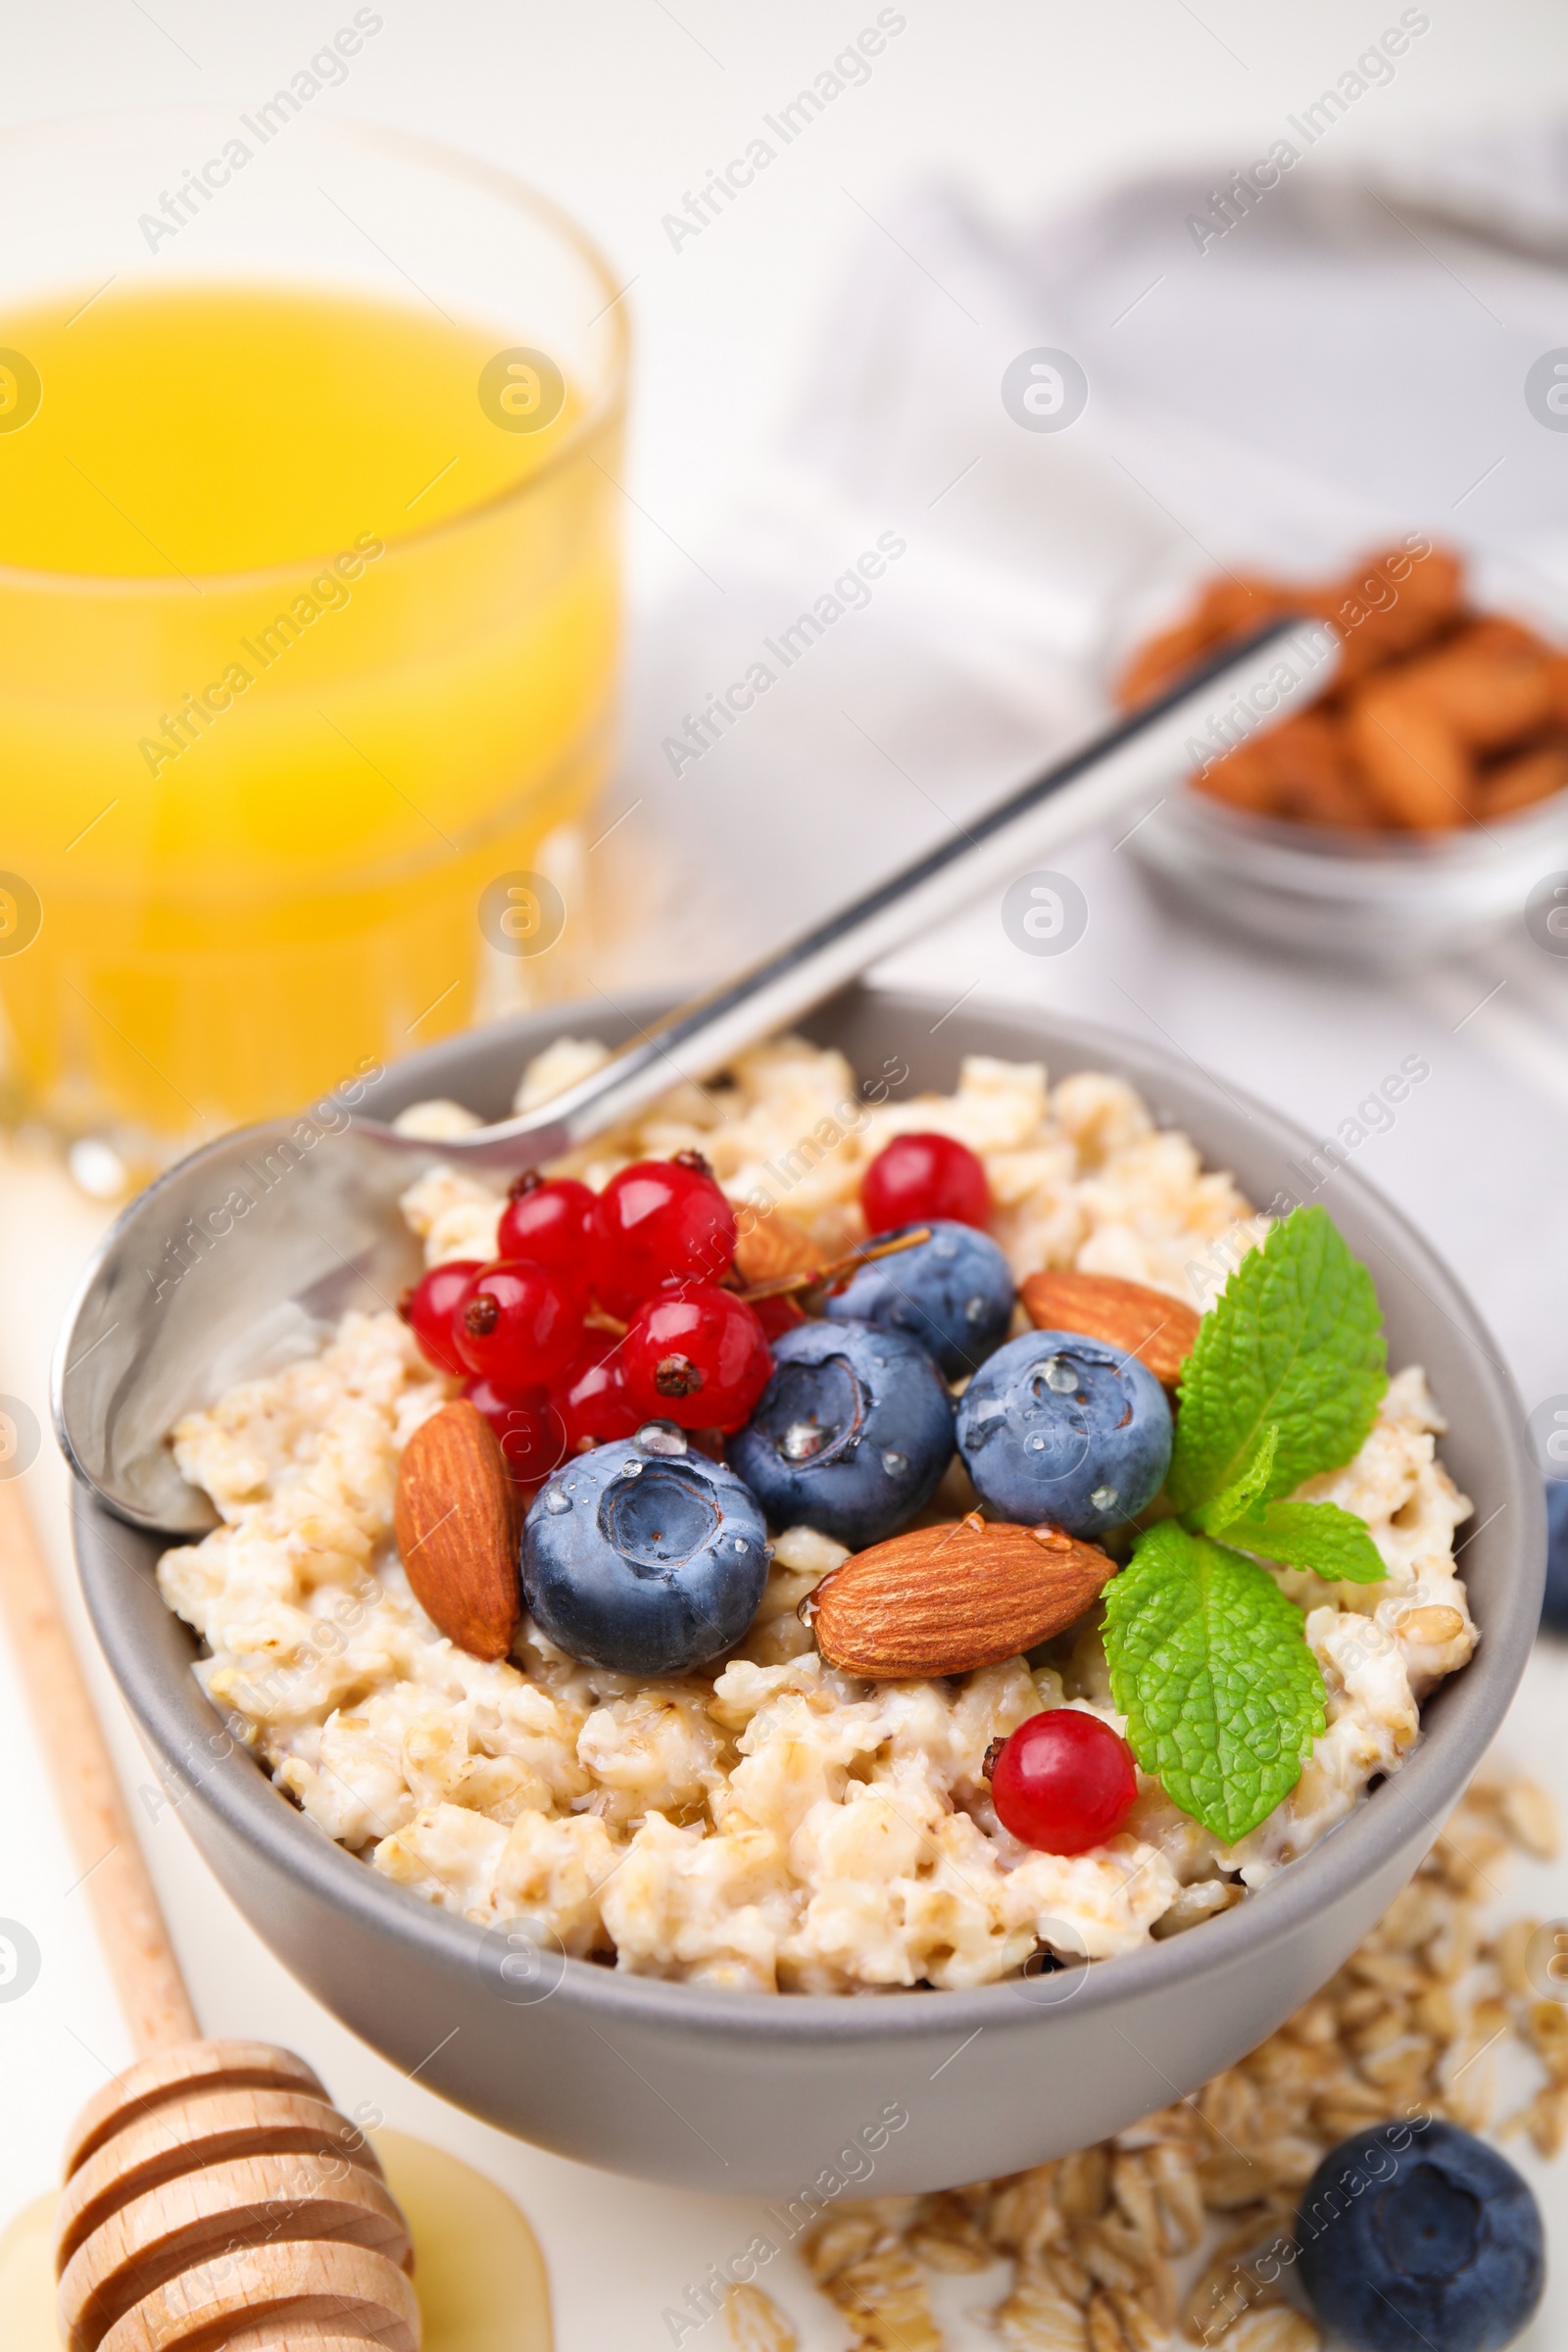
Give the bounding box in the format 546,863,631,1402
956,1328,1170,1538
822,1220,1014,1380
522,1439,768,1674
730,1319,954,1548
1296,2119,1543,2351
1539,1478,1568,1634
635,1419,690,1458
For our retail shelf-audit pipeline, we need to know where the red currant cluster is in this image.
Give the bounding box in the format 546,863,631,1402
401,1130,1001,1490
399,1152,773,1487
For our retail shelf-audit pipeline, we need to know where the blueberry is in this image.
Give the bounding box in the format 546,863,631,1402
822,1220,1015,1380
522,1423,769,1675
1296,2119,1543,2351
955,1328,1171,1538
1540,1478,1568,1634
728,1318,955,1550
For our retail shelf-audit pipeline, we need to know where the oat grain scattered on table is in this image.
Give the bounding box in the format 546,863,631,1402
774,1772,1562,2348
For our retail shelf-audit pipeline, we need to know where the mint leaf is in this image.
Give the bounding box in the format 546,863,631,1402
1102,1520,1326,1843
1226,1498,1387,1585
1168,1207,1386,1516
1195,1422,1279,1536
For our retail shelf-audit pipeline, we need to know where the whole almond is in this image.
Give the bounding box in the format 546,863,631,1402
1019,1268,1200,1389
394,1400,520,1661
810,1513,1114,1680
732,1204,825,1289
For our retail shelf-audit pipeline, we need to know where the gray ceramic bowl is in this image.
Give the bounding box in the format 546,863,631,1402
68,986,1543,2195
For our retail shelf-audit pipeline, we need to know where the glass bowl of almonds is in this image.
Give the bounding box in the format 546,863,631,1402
1113,539,1568,965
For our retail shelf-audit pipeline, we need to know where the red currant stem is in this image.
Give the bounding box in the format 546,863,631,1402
982,1737,1004,1781
583,1306,629,1337
813,1225,934,1300
737,1226,936,1309
732,1270,815,1304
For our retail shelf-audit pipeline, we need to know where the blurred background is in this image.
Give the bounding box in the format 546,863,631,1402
4,2,1568,1383
5,5,1568,2344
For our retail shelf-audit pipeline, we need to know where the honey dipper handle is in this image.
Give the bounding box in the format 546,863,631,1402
0,1478,197,2054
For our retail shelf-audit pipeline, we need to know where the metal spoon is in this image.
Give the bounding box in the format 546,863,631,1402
54,617,1333,1531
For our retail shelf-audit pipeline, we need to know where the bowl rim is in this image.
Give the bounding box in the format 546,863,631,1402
70,987,1544,2051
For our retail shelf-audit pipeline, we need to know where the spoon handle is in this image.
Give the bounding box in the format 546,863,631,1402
407,615,1333,1167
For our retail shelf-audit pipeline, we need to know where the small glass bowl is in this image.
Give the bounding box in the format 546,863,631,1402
1104,545,1568,966
1130,785,1568,966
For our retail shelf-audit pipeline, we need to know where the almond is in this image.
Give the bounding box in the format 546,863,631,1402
809,1512,1114,1680
732,1204,825,1289
1019,1268,1200,1389
393,1399,520,1661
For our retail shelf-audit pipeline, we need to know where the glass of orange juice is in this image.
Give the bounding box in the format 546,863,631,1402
0,107,627,1159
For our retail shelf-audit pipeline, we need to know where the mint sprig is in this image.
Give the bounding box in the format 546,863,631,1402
1103,1522,1327,1845
1168,1205,1386,1515
1192,1421,1278,1536
1222,1498,1388,1586
1102,1207,1390,1842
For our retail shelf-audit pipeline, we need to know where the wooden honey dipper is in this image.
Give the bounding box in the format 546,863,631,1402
0,1479,422,2352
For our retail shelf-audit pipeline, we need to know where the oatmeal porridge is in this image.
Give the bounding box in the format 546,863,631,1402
156,1036,1476,1994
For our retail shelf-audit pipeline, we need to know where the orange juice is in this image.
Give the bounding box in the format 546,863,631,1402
0,280,622,1139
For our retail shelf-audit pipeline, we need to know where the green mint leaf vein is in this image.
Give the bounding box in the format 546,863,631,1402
1103,1521,1326,1845
1224,1497,1388,1584
1167,1205,1386,1516
1194,1422,1279,1536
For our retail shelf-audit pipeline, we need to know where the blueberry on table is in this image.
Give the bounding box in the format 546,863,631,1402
522,1425,769,1675
1296,2119,1543,2352
1540,1478,1568,1633
823,1220,1015,1380
728,1318,955,1550
956,1328,1171,1539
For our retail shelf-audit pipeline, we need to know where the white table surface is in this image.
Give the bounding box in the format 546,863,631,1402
8,8,1568,2346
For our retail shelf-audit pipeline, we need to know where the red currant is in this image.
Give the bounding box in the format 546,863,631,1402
496,1173,595,1308
453,1261,582,1388
399,1258,481,1378
750,1292,806,1343
463,1377,566,1487
989,1709,1138,1855
550,1334,642,1453
621,1285,772,1431
590,1152,737,1316
861,1132,991,1233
